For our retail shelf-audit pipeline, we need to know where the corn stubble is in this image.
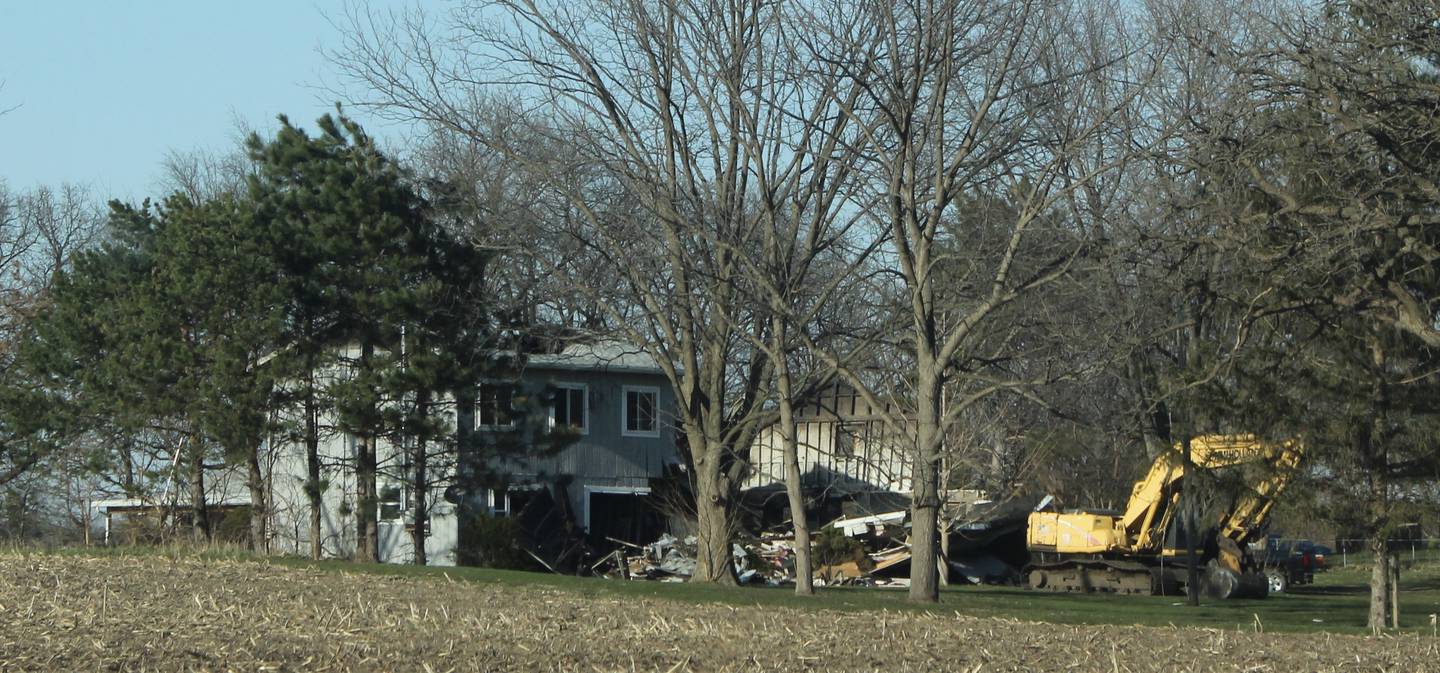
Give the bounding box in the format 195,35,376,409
0,554,1428,672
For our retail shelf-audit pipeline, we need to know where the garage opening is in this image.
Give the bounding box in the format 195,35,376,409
585,488,664,550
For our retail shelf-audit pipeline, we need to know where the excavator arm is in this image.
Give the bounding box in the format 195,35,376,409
1212,439,1304,547
1026,434,1304,598
1122,435,1303,553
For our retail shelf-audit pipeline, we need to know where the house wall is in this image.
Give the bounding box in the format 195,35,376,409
465,366,678,532
265,351,679,565
743,384,913,495
268,424,465,565
267,426,360,560
746,420,913,494
376,502,460,566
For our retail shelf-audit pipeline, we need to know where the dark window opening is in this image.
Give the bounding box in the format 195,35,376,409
625,388,657,434
552,386,586,431
478,383,516,428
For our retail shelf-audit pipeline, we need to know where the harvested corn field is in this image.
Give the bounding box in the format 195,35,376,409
0,553,1432,672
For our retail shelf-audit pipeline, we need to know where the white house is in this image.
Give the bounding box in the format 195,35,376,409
265,340,679,566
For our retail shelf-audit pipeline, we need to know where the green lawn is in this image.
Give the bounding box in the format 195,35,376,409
45,544,1440,635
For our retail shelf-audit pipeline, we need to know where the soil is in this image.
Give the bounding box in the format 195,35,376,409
0,554,1431,672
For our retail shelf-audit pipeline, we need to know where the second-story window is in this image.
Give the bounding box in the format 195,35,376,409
551,384,587,433
477,383,515,429
623,386,659,437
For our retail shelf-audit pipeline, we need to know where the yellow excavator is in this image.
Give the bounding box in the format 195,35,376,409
1026,434,1303,598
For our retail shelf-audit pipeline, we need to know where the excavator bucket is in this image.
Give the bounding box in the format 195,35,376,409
1197,564,1269,599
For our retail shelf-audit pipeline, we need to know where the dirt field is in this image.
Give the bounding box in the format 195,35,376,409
0,554,1434,672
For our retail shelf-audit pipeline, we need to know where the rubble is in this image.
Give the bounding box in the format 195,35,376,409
829,510,907,537
590,502,1029,590
595,510,924,588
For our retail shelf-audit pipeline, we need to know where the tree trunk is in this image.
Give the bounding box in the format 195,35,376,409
1368,535,1393,632
120,443,136,493
1181,435,1201,606
305,363,323,560
938,516,950,588
247,446,267,553
773,339,813,595
188,438,210,544
1126,354,1170,460
1391,553,1400,630
1180,303,1204,606
82,496,92,547
355,342,379,563
356,431,378,562
909,366,942,603
1365,337,1393,632
690,435,736,584
410,392,430,566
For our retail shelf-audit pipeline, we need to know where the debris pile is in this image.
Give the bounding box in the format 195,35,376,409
595,510,921,587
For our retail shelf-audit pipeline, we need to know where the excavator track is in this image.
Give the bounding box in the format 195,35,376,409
1025,560,1176,596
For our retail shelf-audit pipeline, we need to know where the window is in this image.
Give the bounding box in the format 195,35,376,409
834,422,859,458
477,382,516,429
623,386,659,437
488,488,509,517
379,485,404,521
550,384,587,433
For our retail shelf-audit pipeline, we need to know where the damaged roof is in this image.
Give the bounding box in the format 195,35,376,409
526,340,666,374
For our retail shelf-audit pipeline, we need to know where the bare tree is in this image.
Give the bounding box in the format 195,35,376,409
722,5,884,594
1168,0,1440,629
0,182,105,519
805,0,1157,601
157,147,255,203
332,0,897,582
0,81,17,117
408,120,617,331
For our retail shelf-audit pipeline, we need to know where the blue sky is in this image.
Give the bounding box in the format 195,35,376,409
0,1,407,202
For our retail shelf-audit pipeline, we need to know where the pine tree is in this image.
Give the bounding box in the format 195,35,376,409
248,112,494,563
27,194,284,544
1189,0,1440,629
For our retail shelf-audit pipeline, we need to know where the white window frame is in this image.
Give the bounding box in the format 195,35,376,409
475,381,517,431
487,488,510,517
378,483,406,522
548,382,589,435
582,485,652,532
621,385,661,438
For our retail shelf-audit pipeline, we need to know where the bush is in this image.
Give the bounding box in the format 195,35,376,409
456,512,533,570
812,526,867,567
213,506,252,545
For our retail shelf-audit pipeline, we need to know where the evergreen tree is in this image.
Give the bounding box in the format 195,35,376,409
1187,0,1440,629
248,112,495,563
140,195,284,550
27,193,284,544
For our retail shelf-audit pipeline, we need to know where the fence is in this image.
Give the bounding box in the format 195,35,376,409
1331,539,1439,567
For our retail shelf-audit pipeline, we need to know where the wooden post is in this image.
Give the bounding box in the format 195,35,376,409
83,498,92,547
938,508,950,587
937,549,950,587
1391,553,1401,630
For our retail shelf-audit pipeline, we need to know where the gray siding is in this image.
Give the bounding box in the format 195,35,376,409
465,365,679,529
